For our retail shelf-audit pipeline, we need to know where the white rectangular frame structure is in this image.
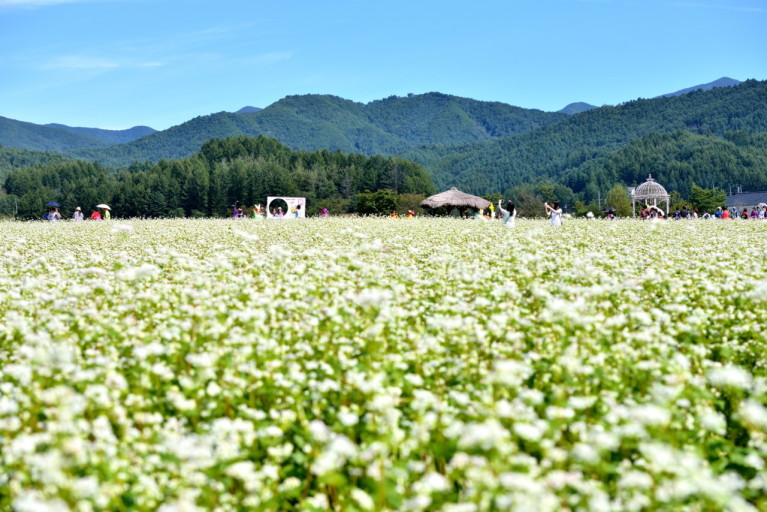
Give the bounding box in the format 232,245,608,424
266,196,306,218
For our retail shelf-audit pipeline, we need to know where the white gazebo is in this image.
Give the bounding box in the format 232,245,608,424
631,174,670,217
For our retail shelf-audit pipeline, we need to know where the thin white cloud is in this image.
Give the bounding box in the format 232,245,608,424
42,55,165,70
0,0,148,7
252,52,292,65
0,0,77,5
673,2,767,13
44,56,119,70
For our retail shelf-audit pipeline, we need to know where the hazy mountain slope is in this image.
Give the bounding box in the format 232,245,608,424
45,124,156,144
234,106,262,114
66,112,255,165
658,77,741,98
558,102,598,115
556,77,741,114
0,116,110,152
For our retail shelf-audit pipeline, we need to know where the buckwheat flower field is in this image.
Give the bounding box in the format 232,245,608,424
1,217,766,511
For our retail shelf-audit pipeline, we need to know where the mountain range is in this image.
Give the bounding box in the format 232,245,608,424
1,76,761,199
43,93,564,167
0,77,741,159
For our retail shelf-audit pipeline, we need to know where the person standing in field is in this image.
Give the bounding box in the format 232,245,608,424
72,207,84,222
498,200,516,228
90,209,102,220
544,201,563,226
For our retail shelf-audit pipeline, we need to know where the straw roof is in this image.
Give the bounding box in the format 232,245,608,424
420,187,491,210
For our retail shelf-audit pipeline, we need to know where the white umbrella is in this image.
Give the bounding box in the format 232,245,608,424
97,204,111,210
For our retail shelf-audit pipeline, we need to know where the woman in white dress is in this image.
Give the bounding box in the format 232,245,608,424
498,200,517,228
544,201,563,226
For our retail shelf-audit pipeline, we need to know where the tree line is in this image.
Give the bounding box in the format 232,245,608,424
2,136,436,220
456,130,767,218
3,129,761,220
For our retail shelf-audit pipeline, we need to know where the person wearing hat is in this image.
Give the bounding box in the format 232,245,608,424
72,207,84,222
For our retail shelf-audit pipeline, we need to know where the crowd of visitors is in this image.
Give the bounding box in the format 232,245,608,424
42,204,110,221
640,204,767,220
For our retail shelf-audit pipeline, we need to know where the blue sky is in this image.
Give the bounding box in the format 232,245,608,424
1,0,765,130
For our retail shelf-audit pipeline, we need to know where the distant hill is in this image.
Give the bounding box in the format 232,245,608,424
64,93,567,167
558,102,598,115
403,79,767,195
45,123,156,144
658,77,741,98
235,106,262,114
556,78,741,115
0,116,111,152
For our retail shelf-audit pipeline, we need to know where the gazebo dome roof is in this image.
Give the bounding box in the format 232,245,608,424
632,174,669,199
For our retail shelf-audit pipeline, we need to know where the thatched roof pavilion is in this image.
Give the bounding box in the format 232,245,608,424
420,187,491,211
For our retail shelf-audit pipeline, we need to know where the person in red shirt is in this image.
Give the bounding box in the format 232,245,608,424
90,209,102,220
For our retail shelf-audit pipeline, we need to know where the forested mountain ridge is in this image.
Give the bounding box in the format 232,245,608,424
61,93,566,167
559,130,767,199
0,146,70,182
405,79,767,197
364,93,566,142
